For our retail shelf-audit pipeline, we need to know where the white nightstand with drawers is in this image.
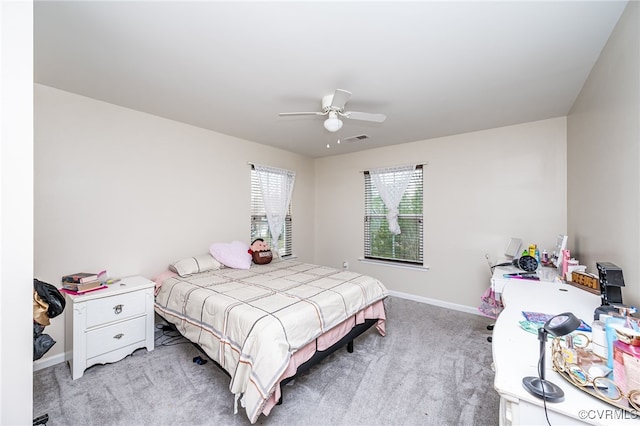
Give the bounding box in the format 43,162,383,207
64,275,155,380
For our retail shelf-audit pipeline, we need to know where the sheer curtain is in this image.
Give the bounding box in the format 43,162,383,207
253,164,296,249
369,164,416,235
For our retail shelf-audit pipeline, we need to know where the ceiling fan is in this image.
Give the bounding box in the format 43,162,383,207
279,89,386,132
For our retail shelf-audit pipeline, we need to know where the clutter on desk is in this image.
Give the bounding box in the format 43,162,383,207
521,311,592,332
599,312,639,367
587,286,640,411
503,240,569,275
517,320,589,344
493,236,640,411
516,308,639,409
503,272,539,280
582,261,640,386
548,306,640,415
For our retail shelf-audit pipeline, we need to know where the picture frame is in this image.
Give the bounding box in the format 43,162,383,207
552,234,568,271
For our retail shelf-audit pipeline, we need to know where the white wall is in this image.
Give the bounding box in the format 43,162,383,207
1,1,34,424
34,84,315,362
314,117,567,309
567,1,639,308
34,84,569,368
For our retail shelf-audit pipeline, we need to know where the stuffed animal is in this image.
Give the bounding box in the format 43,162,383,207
248,238,273,264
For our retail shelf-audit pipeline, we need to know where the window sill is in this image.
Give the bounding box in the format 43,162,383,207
358,258,430,271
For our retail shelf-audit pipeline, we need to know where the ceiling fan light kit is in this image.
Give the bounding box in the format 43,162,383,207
323,111,343,132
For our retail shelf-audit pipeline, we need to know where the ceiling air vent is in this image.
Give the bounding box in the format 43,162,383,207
342,134,370,142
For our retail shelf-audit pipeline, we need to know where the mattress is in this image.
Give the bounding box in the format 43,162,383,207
154,259,388,423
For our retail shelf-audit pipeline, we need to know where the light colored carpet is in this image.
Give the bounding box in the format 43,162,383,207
33,296,499,426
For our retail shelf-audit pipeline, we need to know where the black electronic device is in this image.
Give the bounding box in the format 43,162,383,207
594,262,626,320
513,255,539,272
596,262,625,305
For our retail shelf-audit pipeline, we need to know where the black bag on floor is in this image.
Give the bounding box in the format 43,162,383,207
33,278,65,319
33,279,65,360
33,322,56,361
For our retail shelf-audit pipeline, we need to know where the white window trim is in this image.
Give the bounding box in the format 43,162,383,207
358,257,430,271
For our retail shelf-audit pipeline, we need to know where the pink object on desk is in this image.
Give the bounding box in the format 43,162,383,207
562,249,570,279
613,340,640,394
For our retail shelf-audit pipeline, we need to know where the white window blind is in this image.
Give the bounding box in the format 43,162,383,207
251,166,293,257
364,165,423,265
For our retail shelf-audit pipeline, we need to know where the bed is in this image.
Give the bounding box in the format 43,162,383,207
153,258,388,423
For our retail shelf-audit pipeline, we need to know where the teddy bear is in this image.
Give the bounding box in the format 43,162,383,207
248,238,273,264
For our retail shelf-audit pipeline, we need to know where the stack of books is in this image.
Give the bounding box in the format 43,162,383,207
61,271,108,294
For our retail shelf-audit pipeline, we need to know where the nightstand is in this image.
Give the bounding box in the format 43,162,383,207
64,275,155,380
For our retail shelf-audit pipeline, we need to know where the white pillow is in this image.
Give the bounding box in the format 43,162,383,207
209,240,252,270
169,254,221,277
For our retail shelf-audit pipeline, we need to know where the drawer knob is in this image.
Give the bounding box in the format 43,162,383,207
113,333,124,340
113,304,124,315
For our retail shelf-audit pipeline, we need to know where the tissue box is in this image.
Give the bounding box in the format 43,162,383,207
613,340,640,394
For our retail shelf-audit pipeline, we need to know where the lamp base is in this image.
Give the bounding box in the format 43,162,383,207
522,377,565,402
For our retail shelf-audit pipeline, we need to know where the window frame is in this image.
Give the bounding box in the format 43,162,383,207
250,167,293,257
364,165,424,266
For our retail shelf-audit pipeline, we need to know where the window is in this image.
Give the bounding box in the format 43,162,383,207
251,167,293,257
364,165,423,265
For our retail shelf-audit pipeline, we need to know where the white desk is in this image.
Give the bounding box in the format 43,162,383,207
491,264,560,300
492,275,638,425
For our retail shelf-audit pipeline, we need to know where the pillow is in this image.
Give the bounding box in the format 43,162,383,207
249,238,272,265
209,240,252,270
152,269,178,295
169,254,221,277
251,250,272,265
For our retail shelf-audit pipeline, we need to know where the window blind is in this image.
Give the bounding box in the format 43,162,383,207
251,167,293,257
364,165,423,265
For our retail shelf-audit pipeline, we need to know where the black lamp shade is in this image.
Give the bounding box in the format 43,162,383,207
544,312,581,337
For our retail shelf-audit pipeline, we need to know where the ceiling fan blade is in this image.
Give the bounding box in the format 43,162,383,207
330,89,352,110
278,111,326,117
342,111,387,123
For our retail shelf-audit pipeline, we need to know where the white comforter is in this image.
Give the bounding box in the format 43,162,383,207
154,259,388,423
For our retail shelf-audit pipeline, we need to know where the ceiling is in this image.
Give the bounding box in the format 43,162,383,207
34,1,628,159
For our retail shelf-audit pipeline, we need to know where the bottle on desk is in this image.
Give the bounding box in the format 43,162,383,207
562,249,570,280
562,335,577,364
591,320,607,358
541,250,549,265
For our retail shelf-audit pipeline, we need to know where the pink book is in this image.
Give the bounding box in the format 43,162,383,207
60,285,108,296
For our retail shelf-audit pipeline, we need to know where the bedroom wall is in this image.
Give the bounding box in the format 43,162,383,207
567,0,640,308
34,84,315,364
314,117,567,311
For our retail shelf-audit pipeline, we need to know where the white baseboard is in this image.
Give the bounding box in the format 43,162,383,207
388,290,482,316
33,352,66,371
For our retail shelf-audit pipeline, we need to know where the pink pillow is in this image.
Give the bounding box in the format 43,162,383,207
209,240,252,270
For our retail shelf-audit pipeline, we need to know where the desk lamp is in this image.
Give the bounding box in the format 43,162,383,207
522,312,581,402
